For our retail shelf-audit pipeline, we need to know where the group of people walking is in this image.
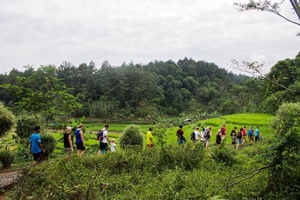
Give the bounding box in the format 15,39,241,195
176,124,262,149
29,123,262,164
29,124,116,165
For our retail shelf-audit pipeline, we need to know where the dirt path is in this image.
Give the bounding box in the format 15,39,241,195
0,171,20,189
0,171,21,199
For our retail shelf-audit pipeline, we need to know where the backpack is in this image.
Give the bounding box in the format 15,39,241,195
190,131,195,141
248,129,253,136
97,130,104,141
221,128,225,135
237,131,242,139
203,129,210,139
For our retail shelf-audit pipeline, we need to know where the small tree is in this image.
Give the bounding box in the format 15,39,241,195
0,103,16,168
119,125,144,150
0,102,15,137
15,116,37,144
40,133,57,157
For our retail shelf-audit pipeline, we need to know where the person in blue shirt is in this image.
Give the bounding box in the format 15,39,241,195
255,126,260,142
29,126,45,165
75,124,85,156
248,126,254,146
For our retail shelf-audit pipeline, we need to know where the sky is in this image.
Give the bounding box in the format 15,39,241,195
0,0,299,75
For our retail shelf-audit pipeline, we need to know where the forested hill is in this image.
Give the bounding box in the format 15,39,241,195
0,58,252,119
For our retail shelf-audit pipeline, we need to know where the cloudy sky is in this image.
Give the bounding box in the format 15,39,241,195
0,0,299,75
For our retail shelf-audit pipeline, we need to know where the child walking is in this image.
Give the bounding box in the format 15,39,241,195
110,139,116,152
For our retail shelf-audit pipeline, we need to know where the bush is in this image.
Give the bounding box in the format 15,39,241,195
0,150,14,168
260,102,300,199
119,124,144,150
0,102,15,137
40,133,57,156
15,116,36,142
210,144,236,166
14,144,32,162
158,143,205,171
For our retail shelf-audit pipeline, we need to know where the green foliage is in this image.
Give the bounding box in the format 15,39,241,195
14,144,31,162
260,102,300,199
0,132,17,151
210,143,236,166
0,102,15,137
9,140,272,199
72,102,91,117
70,116,85,132
0,150,14,168
119,124,144,150
10,143,206,199
15,116,36,142
1,65,81,127
40,133,57,156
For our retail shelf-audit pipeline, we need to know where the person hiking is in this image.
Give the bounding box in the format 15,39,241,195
146,127,155,148
110,139,116,152
242,125,247,145
98,124,110,155
236,127,243,149
221,124,226,140
230,127,237,148
191,127,201,143
29,126,46,165
248,126,254,146
75,124,85,156
63,126,73,157
203,126,212,149
255,126,260,142
216,128,222,146
176,125,185,145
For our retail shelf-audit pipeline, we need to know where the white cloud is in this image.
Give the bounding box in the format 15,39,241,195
0,0,299,74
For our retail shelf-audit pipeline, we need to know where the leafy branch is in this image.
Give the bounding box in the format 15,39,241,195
234,0,300,26
231,59,300,93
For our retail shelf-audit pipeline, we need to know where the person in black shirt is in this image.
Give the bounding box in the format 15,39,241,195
176,125,185,145
64,126,73,156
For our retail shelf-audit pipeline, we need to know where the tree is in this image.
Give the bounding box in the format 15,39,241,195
234,0,300,27
262,102,300,198
1,65,81,127
0,102,15,137
119,124,144,150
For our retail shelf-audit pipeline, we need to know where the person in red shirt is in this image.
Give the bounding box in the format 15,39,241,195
221,124,226,140
242,125,247,145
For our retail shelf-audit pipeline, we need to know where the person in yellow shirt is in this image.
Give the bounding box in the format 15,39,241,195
146,127,154,148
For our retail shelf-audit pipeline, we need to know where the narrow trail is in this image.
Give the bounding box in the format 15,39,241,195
0,171,20,189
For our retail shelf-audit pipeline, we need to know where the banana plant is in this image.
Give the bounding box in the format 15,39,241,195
0,132,18,151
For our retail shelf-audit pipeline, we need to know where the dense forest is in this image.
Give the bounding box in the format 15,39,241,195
0,52,299,123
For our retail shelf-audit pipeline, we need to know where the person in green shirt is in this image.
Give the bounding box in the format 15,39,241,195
146,127,154,148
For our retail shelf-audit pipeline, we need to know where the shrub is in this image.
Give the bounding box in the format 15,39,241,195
119,124,144,150
0,102,15,137
15,116,36,142
260,102,300,199
14,144,32,162
158,143,205,171
40,133,57,156
0,150,14,168
210,144,236,166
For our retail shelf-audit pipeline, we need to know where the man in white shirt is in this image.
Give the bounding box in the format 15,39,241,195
193,127,201,143
98,124,110,155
